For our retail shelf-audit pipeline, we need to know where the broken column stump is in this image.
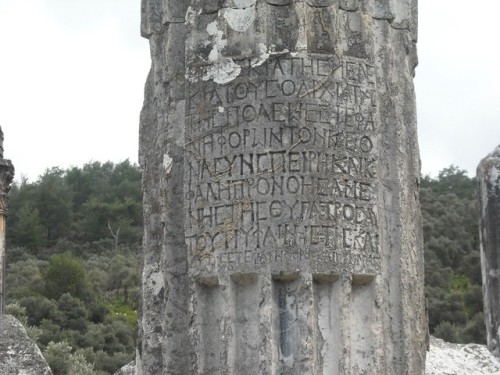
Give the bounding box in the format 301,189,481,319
0,127,15,315
478,145,500,357
138,0,427,374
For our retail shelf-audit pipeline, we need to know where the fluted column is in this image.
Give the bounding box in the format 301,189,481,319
138,1,426,373
0,128,15,315
478,146,500,356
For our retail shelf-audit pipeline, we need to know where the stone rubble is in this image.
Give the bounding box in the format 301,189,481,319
426,336,500,375
0,314,52,375
113,360,136,375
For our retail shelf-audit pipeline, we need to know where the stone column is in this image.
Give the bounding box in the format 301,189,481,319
0,128,15,315
478,145,500,356
138,1,426,374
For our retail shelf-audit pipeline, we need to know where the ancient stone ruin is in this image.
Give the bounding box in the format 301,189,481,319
478,145,500,357
0,127,15,315
138,0,427,374
0,314,52,375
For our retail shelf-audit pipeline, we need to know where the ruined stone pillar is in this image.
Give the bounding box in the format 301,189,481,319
138,0,426,374
478,146,500,357
0,128,15,315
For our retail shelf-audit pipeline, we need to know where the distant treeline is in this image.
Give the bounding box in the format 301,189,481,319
8,160,142,249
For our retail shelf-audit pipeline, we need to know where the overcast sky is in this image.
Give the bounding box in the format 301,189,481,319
0,0,499,182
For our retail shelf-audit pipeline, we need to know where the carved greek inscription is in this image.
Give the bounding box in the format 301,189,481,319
185,56,379,273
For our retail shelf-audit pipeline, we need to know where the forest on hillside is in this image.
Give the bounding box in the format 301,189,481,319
5,161,142,375
4,161,484,374
420,166,484,343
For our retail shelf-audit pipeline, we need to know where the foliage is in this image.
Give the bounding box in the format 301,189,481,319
6,247,140,374
43,341,74,375
44,341,97,375
35,168,73,242
7,160,142,250
421,165,485,344
5,257,46,299
9,204,44,251
5,161,142,374
43,254,87,301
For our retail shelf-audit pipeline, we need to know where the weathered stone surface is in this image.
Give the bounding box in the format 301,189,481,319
478,145,500,357
426,336,500,375
138,0,426,374
114,360,136,375
0,127,14,315
0,315,52,375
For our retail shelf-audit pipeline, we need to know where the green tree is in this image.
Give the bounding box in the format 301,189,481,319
5,257,45,300
44,341,97,375
57,293,88,332
35,168,73,242
66,161,142,245
105,254,140,304
18,295,61,326
44,341,73,375
7,178,38,248
43,253,87,301
9,204,44,251
68,353,97,375
79,198,141,245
